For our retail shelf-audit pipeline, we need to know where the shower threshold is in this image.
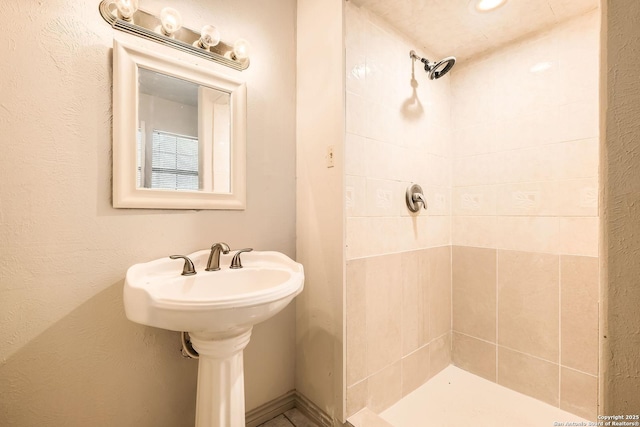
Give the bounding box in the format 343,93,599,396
349,366,591,427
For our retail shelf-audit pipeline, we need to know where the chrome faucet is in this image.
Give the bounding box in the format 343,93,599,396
205,242,230,271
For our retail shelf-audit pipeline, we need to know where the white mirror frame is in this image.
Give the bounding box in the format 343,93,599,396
112,38,246,209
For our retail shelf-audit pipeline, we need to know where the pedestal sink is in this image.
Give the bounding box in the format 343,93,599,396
123,250,304,427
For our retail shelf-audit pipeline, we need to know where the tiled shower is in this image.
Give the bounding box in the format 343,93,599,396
344,2,599,421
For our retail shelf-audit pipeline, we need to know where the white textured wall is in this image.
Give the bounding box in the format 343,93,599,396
0,0,297,425
601,0,640,413
295,0,345,423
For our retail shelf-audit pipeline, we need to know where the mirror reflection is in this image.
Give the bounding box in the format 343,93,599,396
137,67,231,193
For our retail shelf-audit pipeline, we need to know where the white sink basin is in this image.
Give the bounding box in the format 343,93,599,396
124,250,304,335
123,249,304,427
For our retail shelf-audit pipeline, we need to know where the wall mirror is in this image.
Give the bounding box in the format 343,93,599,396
112,38,246,209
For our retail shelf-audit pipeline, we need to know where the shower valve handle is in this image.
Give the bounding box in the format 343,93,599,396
406,184,427,212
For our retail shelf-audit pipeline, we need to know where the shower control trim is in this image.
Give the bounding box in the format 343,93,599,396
406,184,427,212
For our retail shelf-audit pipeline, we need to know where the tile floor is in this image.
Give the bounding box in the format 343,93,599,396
258,408,320,427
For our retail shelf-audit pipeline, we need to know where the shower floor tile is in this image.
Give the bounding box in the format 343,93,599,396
379,365,589,427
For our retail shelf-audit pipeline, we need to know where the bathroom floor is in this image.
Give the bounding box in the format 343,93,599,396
258,408,319,427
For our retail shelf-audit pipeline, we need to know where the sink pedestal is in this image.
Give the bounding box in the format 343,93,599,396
189,328,253,427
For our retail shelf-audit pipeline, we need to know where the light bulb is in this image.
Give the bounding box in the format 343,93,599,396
115,0,139,21
474,0,507,12
160,7,182,36
232,39,250,60
196,25,220,49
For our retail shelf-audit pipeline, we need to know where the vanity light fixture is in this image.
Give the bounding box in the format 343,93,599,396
159,7,182,37
473,0,507,12
98,0,250,70
231,39,251,61
114,0,138,22
195,25,221,49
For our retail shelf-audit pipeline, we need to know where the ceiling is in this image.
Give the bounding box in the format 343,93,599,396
350,0,598,63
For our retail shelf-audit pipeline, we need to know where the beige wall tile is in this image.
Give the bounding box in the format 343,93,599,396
425,216,452,249
496,216,559,254
401,251,429,355
498,347,559,407
556,178,598,217
345,133,368,177
346,379,368,419
423,186,451,217
495,182,558,217
493,110,548,152
401,344,430,397
454,123,497,157
430,332,452,378
425,154,452,188
452,216,497,248
345,3,366,98
560,368,598,421
347,258,368,386
365,178,402,218
452,332,497,382
366,253,403,375
558,217,599,257
555,104,599,143
348,217,404,259
561,256,599,375
366,140,396,181
554,138,599,180
498,250,559,362
501,146,559,184
346,217,369,260
346,92,368,137
453,185,497,216
406,215,450,251
428,246,452,339
346,175,367,218
366,102,395,144
367,361,402,413
453,153,504,186
452,246,497,342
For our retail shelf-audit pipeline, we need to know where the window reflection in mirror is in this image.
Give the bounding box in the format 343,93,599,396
136,67,231,193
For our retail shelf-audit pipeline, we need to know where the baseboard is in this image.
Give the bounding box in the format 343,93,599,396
245,390,333,427
246,390,297,427
293,391,333,427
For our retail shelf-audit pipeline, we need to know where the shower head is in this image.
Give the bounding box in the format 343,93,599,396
409,50,456,80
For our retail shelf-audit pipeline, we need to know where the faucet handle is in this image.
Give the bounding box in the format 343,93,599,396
170,255,197,276
229,248,253,269
406,184,427,212
412,193,427,210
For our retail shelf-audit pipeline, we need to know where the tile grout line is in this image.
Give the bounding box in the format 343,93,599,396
496,248,499,384
450,244,453,361
281,412,296,427
453,329,579,370
558,254,563,408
